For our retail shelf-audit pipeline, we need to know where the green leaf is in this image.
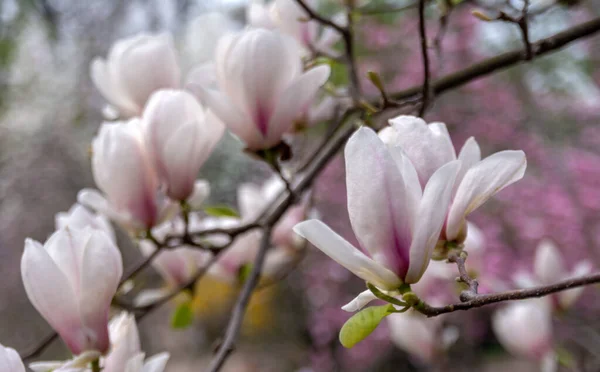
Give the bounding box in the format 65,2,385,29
171,301,194,329
238,263,253,285
203,205,240,218
339,304,393,348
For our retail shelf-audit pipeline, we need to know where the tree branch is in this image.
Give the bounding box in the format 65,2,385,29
387,17,600,103
417,0,432,116
415,272,600,317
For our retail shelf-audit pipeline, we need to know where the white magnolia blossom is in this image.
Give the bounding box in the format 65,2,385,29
21,227,122,354
29,313,169,372
135,216,212,307
0,343,26,372
55,203,116,243
295,127,460,292
492,298,556,372
379,115,527,242
143,90,225,201
90,33,180,118
388,310,458,363
78,119,176,232
200,28,331,150
514,239,593,309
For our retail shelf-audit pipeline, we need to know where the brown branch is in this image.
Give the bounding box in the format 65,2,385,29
387,17,600,103
447,251,479,301
207,226,273,372
415,272,600,317
294,0,345,34
417,0,432,116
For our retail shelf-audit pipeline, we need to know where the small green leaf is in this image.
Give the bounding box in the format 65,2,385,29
238,263,253,284
171,301,194,329
203,205,240,218
339,304,393,348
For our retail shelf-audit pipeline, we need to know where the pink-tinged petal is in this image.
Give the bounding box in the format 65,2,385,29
386,146,422,230
446,150,526,241
185,62,217,98
341,289,389,313
90,59,138,117
387,116,456,185
388,311,441,362
199,88,264,148
455,137,481,188
534,240,566,285
294,220,402,290
0,344,25,372
21,239,83,354
346,127,414,279
267,64,330,147
405,160,460,284
78,230,123,353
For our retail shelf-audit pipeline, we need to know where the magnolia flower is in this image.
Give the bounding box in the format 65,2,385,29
492,298,556,372
135,217,212,306
200,28,331,150
379,115,526,242
21,227,123,354
295,127,460,292
55,203,115,243
271,0,342,56
29,313,169,372
514,239,593,309
78,119,176,232
103,313,169,372
388,311,458,363
0,343,26,372
143,90,225,201
90,33,180,118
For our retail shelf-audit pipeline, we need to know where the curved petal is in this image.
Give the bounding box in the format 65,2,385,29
141,352,170,372
294,220,402,290
446,150,526,241
21,239,83,354
455,137,481,189
0,344,25,372
534,239,566,285
90,59,138,117
345,127,414,279
341,289,379,312
79,229,123,353
558,260,593,308
266,64,331,147
187,180,211,209
405,160,460,284
387,116,456,185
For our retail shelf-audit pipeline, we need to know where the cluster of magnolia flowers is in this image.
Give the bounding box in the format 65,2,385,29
5,2,336,369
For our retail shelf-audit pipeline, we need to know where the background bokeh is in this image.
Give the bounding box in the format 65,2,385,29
1,0,600,370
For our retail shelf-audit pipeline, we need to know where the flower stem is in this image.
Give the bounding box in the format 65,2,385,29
91,358,101,372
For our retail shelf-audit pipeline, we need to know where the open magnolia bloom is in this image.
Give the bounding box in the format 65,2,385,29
78,119,177,232
388,310,458,363
90,33,180,119
143,89,225,201
514,239,593,310
294,127,460,294
379,115,527,242
199,28,331,150
246,0,277,29
55,203,116,243
29,313,169,372
0,343,26,372
21,227,122,355
492,298,556,372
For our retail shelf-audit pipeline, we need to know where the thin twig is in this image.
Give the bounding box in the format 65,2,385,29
387,17,600,103
207,226,273,372
415,272,600,317
417,0,432,117
294,0,345,34
447,252,479,301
